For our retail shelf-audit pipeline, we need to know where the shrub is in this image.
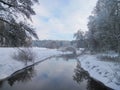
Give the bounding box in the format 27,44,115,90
97,55,120,62
13,48,36,65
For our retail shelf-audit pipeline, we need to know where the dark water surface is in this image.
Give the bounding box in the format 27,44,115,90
0,55,112,90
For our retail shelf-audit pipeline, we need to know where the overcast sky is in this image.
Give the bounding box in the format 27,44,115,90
32,0,97,40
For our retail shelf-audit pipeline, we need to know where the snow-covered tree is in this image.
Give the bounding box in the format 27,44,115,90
73,30,84,48
0,0,39,47
88,0,120,52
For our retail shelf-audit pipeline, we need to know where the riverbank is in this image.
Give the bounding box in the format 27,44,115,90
0,47,62,80
78,52,120,90
0,48,120,89
0,54,112,90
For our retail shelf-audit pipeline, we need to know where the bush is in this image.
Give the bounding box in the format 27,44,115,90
97,55,120,62
13,48,36,65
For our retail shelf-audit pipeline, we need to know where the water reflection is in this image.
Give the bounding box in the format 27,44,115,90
0,80,3,88
73,60,112,90
56,54,77,61
0,56,112,90
8,66,35,86
73,60,88,84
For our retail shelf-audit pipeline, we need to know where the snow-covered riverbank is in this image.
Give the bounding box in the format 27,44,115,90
0,47,62,80
0,48,120,90
78,53,120,90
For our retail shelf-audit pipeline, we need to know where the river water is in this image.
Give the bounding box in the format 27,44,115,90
0,54,112,90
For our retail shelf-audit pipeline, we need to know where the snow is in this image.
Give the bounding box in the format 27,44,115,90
99,51,119,58
0,47,120,90
0,47,62,80
78,53,120,90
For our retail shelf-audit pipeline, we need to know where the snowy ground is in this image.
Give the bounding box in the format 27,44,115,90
0,48,120,90
78,53,120,90
0,47,62,80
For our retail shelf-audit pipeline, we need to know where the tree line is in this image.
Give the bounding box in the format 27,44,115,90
74,0,120,53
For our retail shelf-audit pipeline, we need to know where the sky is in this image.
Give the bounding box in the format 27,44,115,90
32,0,97,40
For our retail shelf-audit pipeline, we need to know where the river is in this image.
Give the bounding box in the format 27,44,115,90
0,54,112,90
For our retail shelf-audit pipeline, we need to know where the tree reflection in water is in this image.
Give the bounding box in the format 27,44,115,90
8,66,35,86
56,54,77,61
0,80,3,88
73,60,112,90
73,60,88,84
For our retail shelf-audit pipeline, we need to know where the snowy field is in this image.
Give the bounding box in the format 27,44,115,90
0,47,62,80
78,53,120,90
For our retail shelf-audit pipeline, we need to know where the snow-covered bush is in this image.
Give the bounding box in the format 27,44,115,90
101,56,118,61
97,51,120,62
12,48,36,65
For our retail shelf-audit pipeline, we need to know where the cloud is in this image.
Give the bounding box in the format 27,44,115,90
32,0,97,40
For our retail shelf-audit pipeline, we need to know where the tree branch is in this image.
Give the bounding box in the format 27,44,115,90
0,0,13,7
